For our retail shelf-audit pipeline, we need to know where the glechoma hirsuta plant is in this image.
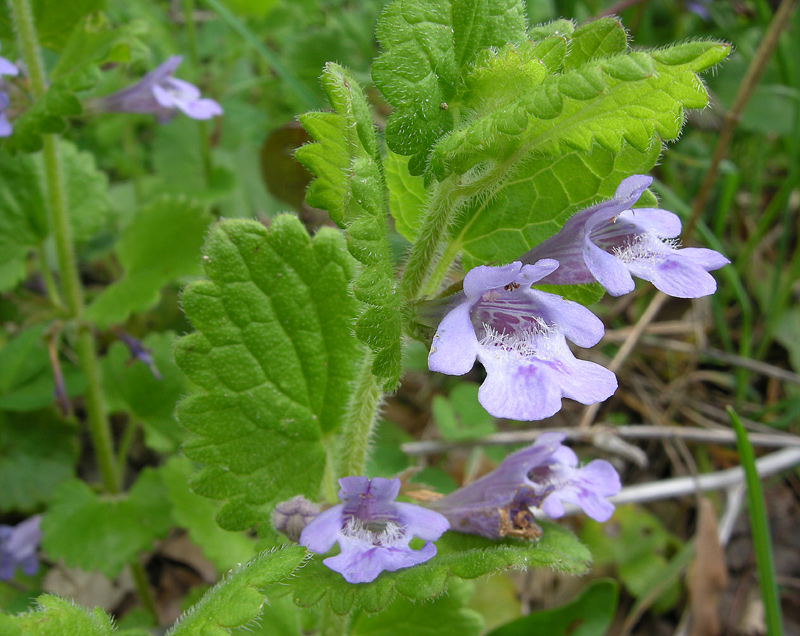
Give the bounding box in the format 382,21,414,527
0,0,732,632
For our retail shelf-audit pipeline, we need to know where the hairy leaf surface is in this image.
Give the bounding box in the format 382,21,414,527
174,216,363,531
166,545,307,636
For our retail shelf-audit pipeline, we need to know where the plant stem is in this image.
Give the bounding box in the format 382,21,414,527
9,0,119,495
37,247,66,313
399,178,459,300
339,354,383,477
129,560,159,622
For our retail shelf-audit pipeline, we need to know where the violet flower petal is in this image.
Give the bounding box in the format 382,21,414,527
299,477,448,583
521,175,728,298
324,537,436,584
428,260,615,421
298,504,343,553
0,45,18,77
428,302,480,376
93,56,222,122
0,515,42,581
432,435,621,538
0,113,11,138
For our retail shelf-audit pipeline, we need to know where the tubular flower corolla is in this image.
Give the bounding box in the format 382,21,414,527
520,175,729,298
431,433,621,539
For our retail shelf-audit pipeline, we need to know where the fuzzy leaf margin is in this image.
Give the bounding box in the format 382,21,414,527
174,216,363,531
296,63,403,388
287,523,591,615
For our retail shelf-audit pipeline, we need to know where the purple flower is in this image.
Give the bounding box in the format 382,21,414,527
520,175,729,298
428,259,617,421
116,331,161,379
299,477,449,584
431,433,621,539
0,515,42,580
272,495,321,542
0,45,19,138
92,56,222,122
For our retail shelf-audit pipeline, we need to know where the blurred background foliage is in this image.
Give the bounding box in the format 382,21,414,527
1,0,799,633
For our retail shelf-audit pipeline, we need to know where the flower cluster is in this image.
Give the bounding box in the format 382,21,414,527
91,56,222,122
299,477,449,584
0,515,42,581
432,433,621,539
426,175,728,421
0,45,19,137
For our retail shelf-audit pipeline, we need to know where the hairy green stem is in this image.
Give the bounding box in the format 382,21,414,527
399,178,459,300
321,439,340,503
37,248,66,313
9,0,119,496
399,157,518,301
339,354,383,478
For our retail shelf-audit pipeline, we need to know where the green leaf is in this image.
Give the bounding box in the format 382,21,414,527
0,141,109,290
453,141,661,287
0,153,48,291
432,383,495,441
580,505,683,611
44,140,111,243
85,196,212,326
563,18,627,69
351,579,483,636
729,408,784,635
0,595,114,636
51,14,148,83
295,64,403,387
426,36,729,179
0,325,83,412
0,409,78,513
174,216,363,531
385,150,427,242
101,331,191,452
166,545,307,636
41,469,172,578
3,82,82,154
161,457,256,572
372,0,527,172
486,579,618,636
151,118,238,203
34,0,107,50
290,523,591,615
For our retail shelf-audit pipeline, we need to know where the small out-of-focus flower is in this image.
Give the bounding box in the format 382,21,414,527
272,495,321,542
116,331,161,379
686,0,711,20
431,433,621,539
90,56,222,122
427,260,617,421
0,44,19,138
0,515,42,580
299,477,449,584
519,175,729,298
